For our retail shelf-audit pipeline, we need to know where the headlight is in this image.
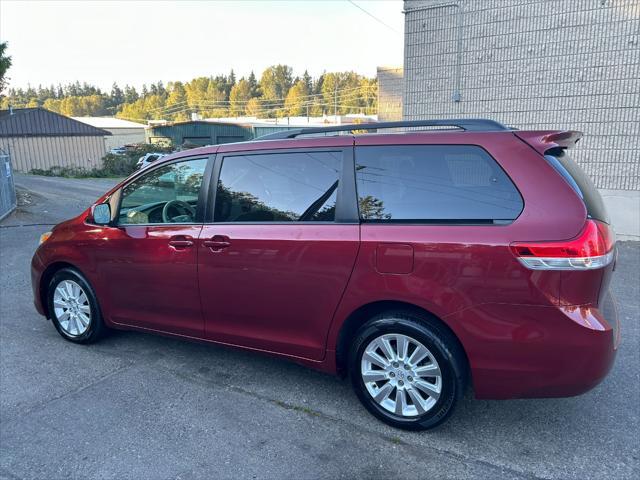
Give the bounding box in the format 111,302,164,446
39,231,52,245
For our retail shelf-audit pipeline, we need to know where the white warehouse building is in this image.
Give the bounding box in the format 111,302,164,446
73,117,146,151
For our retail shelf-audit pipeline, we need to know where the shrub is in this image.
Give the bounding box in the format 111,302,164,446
101,154,138,176
30,166,104,178
30,144,174,178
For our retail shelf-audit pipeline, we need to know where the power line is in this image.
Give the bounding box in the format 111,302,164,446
141,100,376,121
346,0,402,34
140,88,378,117
117,96,377,124
145,85,376,112
143,85,377,113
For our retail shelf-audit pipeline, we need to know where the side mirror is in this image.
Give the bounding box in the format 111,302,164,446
92,203,111,225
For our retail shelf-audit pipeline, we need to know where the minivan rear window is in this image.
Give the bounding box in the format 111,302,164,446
544,149,609,224
355,145,523,223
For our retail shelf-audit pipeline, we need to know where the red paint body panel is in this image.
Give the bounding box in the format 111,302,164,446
31,129,619,400
93,225,204,336
375,243,414,274
197,224,359,360
444,302,616,399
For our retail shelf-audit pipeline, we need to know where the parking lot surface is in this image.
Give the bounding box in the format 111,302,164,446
1,174,638,479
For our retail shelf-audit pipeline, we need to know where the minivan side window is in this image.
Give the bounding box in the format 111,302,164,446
118,158,207,225
355,145,523,223
214,151,342,222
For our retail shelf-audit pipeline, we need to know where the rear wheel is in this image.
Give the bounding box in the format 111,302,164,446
349,311,466,430
47,268,106,344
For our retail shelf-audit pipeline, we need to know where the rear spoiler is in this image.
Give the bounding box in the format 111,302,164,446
514,130,583,155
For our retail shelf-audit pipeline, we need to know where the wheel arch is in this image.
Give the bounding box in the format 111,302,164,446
334,300,470,380
40,261,83,319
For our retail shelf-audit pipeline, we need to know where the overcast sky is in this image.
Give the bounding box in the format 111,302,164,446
0,0,404,91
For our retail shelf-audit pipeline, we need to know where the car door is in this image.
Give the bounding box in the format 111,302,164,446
95,155,213,336
198,144,360,360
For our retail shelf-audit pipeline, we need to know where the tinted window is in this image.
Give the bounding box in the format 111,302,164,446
119,158,207,224
544,150,609,223
355,145,523,222
215,151,341,222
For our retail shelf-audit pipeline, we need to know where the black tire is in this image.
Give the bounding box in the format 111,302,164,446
47,268,106,344
349,310,467,430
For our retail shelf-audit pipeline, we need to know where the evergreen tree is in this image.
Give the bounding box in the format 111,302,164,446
110,83,124,108
0,41,12,95
124,85,139,103
302,70,312,94
247,71,259,97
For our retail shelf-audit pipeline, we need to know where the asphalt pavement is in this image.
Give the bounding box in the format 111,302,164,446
1,173,638,479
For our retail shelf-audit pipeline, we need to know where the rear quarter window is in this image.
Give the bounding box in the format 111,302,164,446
354,145,523,223
544,150,609,224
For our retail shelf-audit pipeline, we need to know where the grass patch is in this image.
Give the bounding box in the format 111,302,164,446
274,400,321,417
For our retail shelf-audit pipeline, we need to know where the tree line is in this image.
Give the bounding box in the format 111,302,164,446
0,65,377,122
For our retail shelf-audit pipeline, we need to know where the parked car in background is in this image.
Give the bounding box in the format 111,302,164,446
136,152,166,169
31,119,618,430
109,146,128,155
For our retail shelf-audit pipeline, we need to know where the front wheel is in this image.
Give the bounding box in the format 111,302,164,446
47,268,106,344
349,311,467,430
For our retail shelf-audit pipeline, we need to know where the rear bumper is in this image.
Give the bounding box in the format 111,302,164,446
447,294,619,400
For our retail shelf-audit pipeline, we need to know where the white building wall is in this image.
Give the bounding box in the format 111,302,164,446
377,66,404,121
402,0,640,190
103,128,146,150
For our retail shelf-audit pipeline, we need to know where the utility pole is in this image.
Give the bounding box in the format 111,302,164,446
334,85,338,124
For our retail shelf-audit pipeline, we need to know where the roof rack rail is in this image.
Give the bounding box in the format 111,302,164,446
255,118,509,140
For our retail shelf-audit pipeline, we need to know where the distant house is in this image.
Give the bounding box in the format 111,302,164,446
0,108,110,172
146,115,379,147
146,120,251,147
72,116,146,151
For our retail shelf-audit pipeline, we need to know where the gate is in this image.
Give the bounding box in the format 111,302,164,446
0,149,17,221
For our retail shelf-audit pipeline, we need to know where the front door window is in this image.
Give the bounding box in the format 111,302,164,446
119,158,207,224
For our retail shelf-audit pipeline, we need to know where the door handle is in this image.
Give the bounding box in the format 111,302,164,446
203,235,231,251
168,235,195,249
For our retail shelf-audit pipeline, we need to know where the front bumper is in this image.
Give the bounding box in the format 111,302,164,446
31,251,47,316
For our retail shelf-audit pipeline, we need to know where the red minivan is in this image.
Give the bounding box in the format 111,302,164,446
31,120,619,430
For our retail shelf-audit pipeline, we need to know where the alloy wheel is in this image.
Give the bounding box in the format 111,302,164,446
360,333,442,417
53,279,91,337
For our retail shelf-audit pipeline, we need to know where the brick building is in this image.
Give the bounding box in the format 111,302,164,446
399,0,639,191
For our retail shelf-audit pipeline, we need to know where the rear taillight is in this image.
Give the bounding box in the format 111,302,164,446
510,220,616,270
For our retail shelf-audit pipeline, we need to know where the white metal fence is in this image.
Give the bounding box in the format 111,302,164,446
0,151,17,221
